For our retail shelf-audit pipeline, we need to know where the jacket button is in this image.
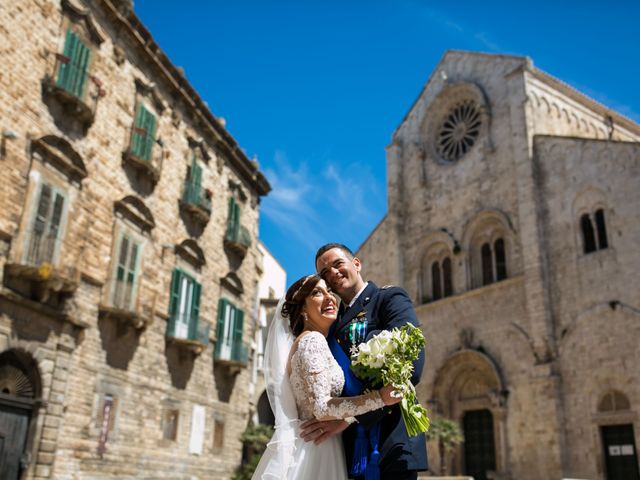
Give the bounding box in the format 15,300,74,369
337,339,341,344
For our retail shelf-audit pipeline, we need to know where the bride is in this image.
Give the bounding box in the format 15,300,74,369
252,274,399,479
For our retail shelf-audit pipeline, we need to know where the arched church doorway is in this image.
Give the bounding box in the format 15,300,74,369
432,349,507,477
0,349,41,480
463,409,496,480
256,390,274,426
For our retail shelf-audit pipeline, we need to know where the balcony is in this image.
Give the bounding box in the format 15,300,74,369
166,314,209,355
214,337,249,368
224,224,252,257
98,279,150,330
42,53,103,130
180,183,212,224
121,130,162,186
4,229,78,305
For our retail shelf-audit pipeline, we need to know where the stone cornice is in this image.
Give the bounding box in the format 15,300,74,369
95,0,271,197
527,67,640,138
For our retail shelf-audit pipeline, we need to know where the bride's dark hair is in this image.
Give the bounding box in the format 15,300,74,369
281,274,322,336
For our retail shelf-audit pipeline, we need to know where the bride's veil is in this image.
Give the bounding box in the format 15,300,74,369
259,296,299,478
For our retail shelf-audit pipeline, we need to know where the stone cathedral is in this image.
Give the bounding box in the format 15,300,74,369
358,51,640,480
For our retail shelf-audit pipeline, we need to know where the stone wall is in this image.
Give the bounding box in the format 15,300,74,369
0,0,269,478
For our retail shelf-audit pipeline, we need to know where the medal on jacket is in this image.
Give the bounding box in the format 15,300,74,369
349,311,368,345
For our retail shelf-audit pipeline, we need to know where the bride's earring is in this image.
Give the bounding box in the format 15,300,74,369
302,312,308,322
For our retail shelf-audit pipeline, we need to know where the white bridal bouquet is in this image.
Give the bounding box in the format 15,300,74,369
350,324,430,436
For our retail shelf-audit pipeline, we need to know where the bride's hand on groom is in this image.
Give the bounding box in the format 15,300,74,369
300,418,349,445
379,384,402,406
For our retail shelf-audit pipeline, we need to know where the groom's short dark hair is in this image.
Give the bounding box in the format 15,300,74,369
315,243,354,262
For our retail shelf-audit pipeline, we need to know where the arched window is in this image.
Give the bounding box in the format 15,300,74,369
580,209,608,254
420,242,454,304
480,238,507,286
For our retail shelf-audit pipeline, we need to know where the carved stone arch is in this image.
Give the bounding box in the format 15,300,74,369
134,77,165,114
462,209,515,289
461,209,514,248
175,239,206,269
61,0,106,45
430,348,508,477
220,272,244,296
572,186,608,218
418,230,456,303
598,389,631,413
528,90,540,107
188,136,211,163
114,195,155,232
31,135,87,184
0,349,42,400
421,81,493,164
540,96,551,114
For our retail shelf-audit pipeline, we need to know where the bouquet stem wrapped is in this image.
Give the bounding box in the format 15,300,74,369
350,324,430,436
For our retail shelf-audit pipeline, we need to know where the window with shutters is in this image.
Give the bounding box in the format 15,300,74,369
56,29,91,100
224,197,251,257
166,269,209,352
180,153,212,223
130,104,157,162
42,25,103,130
161,408,179,441
111,233,141,312
214,298,248,366
25,182,67,266
466,213,512,289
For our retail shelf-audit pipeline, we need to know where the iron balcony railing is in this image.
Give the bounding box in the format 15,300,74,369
166,314,209,346
224,224,252,249
182,182,212,213
214,336,249,366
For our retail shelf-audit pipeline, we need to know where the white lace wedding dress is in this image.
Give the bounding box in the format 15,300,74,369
252,331,385,479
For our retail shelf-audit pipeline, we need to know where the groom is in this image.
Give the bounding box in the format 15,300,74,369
301,243,428,480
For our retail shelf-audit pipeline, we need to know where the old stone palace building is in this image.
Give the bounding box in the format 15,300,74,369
0,0,272,478
358,51,640,480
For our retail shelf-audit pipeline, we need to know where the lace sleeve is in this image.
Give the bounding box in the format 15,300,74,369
294,332,385,420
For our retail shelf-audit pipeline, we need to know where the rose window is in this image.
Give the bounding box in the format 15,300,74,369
436,100,482,162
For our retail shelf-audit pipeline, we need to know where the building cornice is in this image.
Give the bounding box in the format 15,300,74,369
95,0,271,197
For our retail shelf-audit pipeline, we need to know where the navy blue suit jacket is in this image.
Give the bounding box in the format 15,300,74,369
333,282,428,475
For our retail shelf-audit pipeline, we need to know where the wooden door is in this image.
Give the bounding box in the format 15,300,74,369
601,424,640,480
0,402,31,480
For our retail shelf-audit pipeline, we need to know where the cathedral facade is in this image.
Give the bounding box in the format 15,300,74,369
358,51,640,480
0,0,271,478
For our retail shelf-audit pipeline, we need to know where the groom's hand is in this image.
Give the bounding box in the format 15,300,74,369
300,419,349,444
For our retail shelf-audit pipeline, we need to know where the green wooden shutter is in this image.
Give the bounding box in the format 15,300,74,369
131,104,145,158
215,298,228,356
142,109,157,162
233,310,244,359
233,310,244,341
33,184,52,235
190,281,202,338
168,269,182,324
192,161,202,189
227,198,240,238
57,30,75,91
116,235,129,282
71,38,90,98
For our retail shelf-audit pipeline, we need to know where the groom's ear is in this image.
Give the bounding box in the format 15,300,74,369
352,256,362,273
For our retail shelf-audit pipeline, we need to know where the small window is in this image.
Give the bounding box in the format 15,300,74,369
598,391,631,413
595,209,608,250
431,262,442,301
581,210,608,254
161,409,179,441
26,182,67,265
112,234,141,311
167,269,202,341
581,214,597,254
495,239,507,281
213,417,225,450
57,29,91,99
215,298,246,363
130,104,157,162
442,257,453,297
481,243,493,286
96,393,118,432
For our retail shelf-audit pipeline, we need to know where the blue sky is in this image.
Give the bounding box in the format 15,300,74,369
134,1,640,286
